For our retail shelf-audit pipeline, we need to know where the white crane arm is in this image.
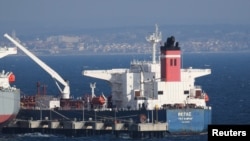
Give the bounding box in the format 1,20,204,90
4,33,70,99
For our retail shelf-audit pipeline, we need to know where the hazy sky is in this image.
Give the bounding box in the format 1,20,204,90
0,0,250,30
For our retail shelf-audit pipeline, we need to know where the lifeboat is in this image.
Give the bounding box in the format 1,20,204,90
8,72,15,83
204,93,209,102
91,95,106,105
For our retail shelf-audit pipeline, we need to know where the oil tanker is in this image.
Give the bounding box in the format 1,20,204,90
0,47,20,129
5,25,212,134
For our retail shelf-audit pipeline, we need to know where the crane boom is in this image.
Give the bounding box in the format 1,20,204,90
4,33,70,99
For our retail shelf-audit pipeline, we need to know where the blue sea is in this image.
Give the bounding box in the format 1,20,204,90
1,52,250,141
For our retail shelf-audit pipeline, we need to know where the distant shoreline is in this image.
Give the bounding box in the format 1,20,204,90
6,50,250,57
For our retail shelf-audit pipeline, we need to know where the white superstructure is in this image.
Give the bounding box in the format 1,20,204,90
83,26,211,110
0,46,17,89
0,45,20,126
0,47,17,58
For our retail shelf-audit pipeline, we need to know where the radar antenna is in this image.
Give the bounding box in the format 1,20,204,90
146,24,162,64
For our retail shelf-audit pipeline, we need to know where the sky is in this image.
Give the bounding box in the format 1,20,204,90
0,0,250,31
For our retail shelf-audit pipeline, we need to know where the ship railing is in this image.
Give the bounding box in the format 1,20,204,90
131,60,154,65
182,67,211,72
194,85,202,89
161,102,210,110
0,86,18,92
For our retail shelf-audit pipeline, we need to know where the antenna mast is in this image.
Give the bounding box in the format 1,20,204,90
146,24,162,64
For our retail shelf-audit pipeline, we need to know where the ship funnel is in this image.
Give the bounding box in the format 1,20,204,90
160,36,181,82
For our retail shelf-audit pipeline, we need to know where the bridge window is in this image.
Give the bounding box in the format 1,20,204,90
184,90,189,94
158,91,163,95
174,59,177,66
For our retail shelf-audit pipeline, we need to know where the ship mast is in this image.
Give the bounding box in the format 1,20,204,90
146,24,162,64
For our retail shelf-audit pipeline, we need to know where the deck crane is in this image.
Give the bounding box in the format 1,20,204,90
4,33,70,99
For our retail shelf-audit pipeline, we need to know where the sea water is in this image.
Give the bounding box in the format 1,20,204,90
1,52,250,141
